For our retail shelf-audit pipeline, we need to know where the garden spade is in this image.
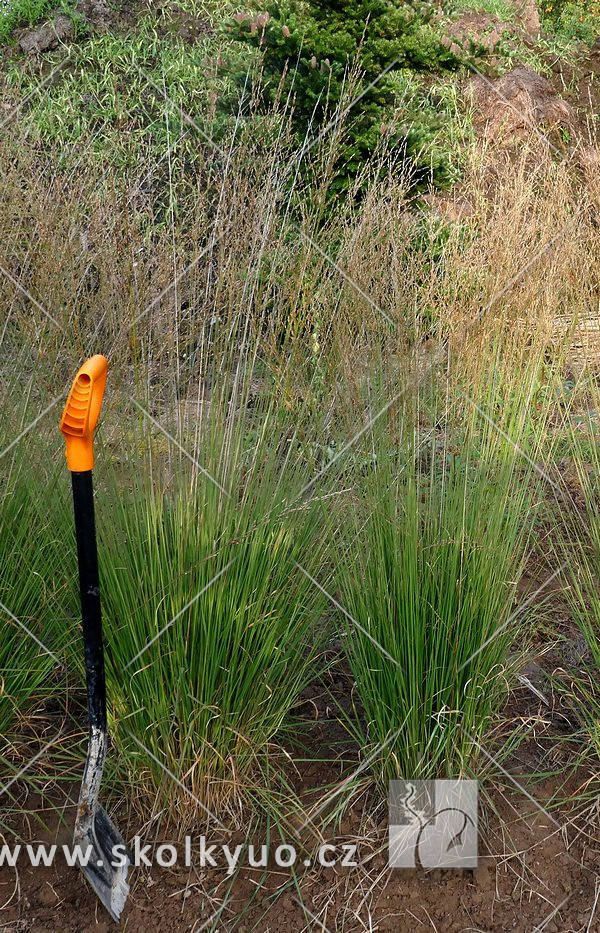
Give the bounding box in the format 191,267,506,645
60,355,131,922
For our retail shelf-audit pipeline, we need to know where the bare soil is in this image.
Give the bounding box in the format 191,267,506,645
0,766,598,931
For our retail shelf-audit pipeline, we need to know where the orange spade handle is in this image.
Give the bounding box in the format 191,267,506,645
60,355,108,472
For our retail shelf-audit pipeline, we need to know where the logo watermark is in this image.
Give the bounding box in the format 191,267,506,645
389,779,478,868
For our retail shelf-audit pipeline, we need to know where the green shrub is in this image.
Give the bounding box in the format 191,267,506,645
541,0,600,45
0,0,50,41
228,0,464,192
0,0,84,42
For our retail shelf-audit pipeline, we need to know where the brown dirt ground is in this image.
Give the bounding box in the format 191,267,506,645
0,761,598,931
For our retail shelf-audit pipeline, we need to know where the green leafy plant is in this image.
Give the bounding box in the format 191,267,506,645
0,0,50,41
541,0,600,46
0,0,84,42
447,0,517,19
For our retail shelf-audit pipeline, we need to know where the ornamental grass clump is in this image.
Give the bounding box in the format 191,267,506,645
334,361,552,788
0,413,67,777
90,370,332,828
559,381,600,760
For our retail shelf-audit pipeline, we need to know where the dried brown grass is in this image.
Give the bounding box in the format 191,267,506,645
1,119,599,430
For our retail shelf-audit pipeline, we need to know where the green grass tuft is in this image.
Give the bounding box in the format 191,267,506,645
332,363,552,789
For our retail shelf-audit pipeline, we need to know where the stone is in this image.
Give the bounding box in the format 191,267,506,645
18,14,73,55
